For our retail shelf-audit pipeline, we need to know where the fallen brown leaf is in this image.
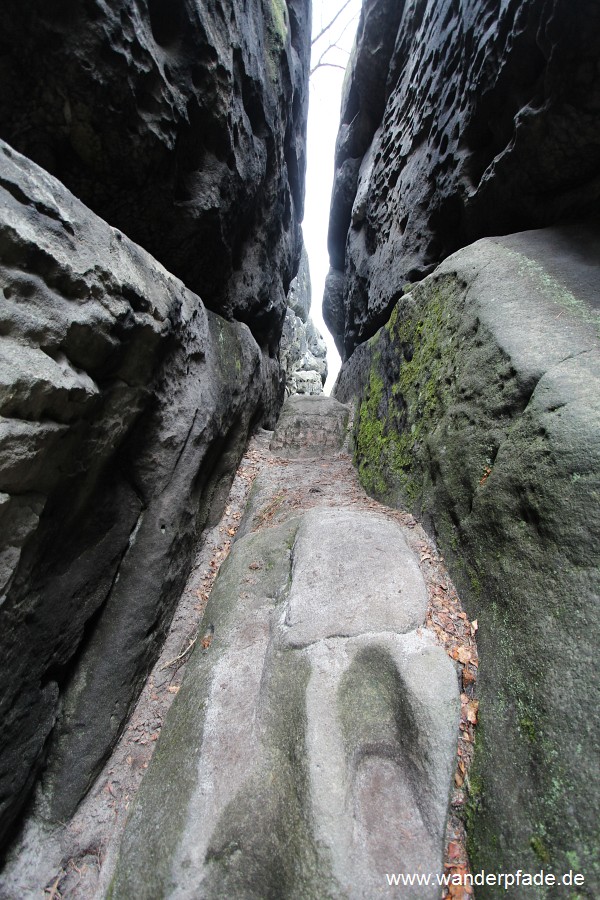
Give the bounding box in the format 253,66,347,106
447,841,462,862
462,668,476,687
466,700,479,725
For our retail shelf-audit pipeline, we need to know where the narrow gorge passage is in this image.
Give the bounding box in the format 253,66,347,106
0,396,478,898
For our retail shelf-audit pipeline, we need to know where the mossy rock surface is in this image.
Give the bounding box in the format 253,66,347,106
335,224,600,896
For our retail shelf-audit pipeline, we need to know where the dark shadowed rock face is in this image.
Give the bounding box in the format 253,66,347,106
0,0,310,350
0,142,280,846
325,0,600,358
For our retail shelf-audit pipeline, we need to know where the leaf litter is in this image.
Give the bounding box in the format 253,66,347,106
6,426,478,898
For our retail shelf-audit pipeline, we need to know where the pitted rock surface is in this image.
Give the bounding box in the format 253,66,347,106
325,0,600,357
110,396,460,899
0,0,310,347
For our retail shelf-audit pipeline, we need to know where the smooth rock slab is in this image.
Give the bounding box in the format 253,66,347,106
284,508,427,647
110,507,459,898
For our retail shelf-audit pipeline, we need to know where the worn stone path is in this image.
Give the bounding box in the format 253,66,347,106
111,396,474,899
0,396,478,899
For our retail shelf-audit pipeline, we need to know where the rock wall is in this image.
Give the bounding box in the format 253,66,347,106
0,0,310,851
325,0,600,359
0,0,310,349
335,224,600,891
326,0,600,889
281,246,327,395
0,141,277,845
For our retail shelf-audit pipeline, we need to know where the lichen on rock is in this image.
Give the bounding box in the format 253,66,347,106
335,224,600,890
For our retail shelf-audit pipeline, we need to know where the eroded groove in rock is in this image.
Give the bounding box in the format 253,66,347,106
0,141,279,847
110,398,461,899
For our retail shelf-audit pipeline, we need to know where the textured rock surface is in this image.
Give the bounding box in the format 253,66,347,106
334,224,600,889
325,0,600,357
0,141,279,845
110,398,460,899
281,246,328,395
0,0,311,348
270,394,349,458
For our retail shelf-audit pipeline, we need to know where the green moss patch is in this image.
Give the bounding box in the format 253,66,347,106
353,277,462,508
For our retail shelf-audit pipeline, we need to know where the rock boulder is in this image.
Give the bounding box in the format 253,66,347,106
326,0,600,357
0,140,278,845
335,223,600,888
0,0,311,348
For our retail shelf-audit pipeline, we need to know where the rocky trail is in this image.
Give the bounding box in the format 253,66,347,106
1,396,478,899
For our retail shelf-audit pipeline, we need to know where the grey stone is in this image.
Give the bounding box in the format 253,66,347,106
0,340,98,423
0,493,44,596
0,0,311,349
325,0,600,355
270,395,349,458
280,308,327,397
0,140,275,844
283,508,427,647
323,267,346,358
281,246,328,397
110,507,459,898
0,418,69,494
287,244,312,323
335,223,600,888
327,157,361,271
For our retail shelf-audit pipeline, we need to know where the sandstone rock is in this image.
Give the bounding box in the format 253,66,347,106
280,309,327,397
283,508,427,646
0,0,310,348
110,504,459,898
326,0,600,356
0,141,276,844
327,157,361,271
287,243,312,322
280,246,327,396
270,394,349,457
334,223,600,888
322,267,346,358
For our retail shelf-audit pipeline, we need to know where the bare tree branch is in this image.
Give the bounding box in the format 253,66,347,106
311,0,353,47
310,61,347,75
310,40,349,76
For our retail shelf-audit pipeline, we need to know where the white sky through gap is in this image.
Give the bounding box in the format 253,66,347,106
303,0,362,394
